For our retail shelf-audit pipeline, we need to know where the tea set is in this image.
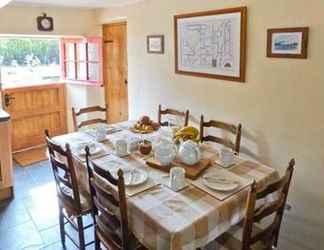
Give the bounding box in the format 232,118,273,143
85,122,237,191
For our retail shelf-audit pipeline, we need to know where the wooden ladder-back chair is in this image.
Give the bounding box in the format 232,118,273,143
45,130,94,250
85,147,146,250
158,104,190,127
72,105,108,131
215,159,295,250
200,115,242,154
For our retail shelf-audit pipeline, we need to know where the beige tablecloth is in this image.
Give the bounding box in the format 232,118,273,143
53,123,279,250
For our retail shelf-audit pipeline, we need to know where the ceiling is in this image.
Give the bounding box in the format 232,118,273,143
10,0,141,8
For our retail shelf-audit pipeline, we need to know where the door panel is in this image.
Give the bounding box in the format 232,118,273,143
3,83,67,151
103,22,129,123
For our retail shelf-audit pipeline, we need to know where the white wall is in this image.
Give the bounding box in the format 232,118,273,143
0,5,99,36
0,5,105,131
95,0,324,249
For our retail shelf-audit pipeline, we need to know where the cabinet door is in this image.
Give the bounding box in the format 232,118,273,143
0,120,13,188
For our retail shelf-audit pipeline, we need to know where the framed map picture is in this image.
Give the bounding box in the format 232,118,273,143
174,7,247,82
267,27,309,59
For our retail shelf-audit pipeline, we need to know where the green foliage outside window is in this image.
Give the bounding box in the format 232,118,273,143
0,38,60,66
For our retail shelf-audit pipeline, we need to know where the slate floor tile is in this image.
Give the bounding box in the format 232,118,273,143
0,221,44,250
39,225,61,247
0,198,31,229
0,160,95,250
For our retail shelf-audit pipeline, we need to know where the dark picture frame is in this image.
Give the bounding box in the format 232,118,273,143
267,27,309,59
147,35,164,54
174,7,247,83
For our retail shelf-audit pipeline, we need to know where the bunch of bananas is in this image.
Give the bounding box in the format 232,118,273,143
173,126,200,144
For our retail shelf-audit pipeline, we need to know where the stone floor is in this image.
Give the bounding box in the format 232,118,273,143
0,161,94,250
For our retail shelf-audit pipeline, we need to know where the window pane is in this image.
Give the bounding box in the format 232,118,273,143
88,43,99,61
0,38,61,87
66,43,75,61
77,43,87,61
77,62,87,80
88,62,99,81
66,62,75,79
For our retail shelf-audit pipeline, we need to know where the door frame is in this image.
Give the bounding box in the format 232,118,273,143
102,21,129,123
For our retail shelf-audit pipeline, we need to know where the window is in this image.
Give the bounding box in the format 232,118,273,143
61,37,103,86
0,37,61,87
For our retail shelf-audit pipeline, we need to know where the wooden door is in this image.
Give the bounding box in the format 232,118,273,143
103,22,129,123
3,83,67,152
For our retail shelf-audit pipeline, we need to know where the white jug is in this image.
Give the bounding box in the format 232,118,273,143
154,139,177,166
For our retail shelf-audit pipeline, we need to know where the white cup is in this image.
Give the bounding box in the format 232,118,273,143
220,148,235,167
170,167,186,191
115,139,128,157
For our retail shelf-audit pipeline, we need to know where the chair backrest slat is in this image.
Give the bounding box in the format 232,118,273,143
72,105,108,131
76,105,107,115
78,118,108,129
256,174,290,200
45,130,82,212
253,196,285,222
241,159,295,250
49,156,69,172
158,104,190,127
200,115,242,154
85,148,130,250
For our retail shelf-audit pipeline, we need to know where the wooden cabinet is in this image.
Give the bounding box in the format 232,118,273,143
0,110,13,201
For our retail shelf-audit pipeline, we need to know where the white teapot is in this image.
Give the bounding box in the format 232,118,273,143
154,139,177,166
178,140,201,165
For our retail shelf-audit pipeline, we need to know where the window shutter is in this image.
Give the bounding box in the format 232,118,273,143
61,37,103,86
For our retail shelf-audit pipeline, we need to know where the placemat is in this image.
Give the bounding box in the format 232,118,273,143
188,165,253,201
92,154,160,197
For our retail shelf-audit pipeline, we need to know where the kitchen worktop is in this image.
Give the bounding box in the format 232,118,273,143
0,110,10,122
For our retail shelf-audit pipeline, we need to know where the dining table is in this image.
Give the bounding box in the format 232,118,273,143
52,121,280,250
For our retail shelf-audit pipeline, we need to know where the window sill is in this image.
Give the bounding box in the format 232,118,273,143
64,80,103,87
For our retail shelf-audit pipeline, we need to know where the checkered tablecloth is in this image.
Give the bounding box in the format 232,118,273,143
52,123,279,250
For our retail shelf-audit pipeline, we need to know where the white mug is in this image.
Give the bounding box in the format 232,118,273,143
115,139,128,157
170,167,186,191
220,148,235,167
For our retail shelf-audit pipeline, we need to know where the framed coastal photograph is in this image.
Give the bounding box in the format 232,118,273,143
174,7,247,83
267,27,309,59
147,35,164,54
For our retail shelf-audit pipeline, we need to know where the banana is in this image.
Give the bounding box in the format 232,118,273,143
173,126,199,143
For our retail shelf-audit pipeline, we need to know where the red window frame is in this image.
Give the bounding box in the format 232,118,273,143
60,37,103,86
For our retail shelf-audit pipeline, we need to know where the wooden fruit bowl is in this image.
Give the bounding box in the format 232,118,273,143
130,127,155,134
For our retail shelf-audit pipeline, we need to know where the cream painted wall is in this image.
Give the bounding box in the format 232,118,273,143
0,5,99,36
0,6,105,131
96,0,324,249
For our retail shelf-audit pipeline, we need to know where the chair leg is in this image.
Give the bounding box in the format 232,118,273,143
59,206,66,248
95,230,101,250
77,216,86,250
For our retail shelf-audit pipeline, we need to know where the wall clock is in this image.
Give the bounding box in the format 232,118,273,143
37,13,54,32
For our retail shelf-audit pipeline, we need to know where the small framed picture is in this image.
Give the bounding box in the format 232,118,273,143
147,35,164,54
267,27,309,59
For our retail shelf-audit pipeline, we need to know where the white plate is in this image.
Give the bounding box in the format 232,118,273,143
123,168,148,187
215,159,237,168
77,143,102,156
202,174,239,192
